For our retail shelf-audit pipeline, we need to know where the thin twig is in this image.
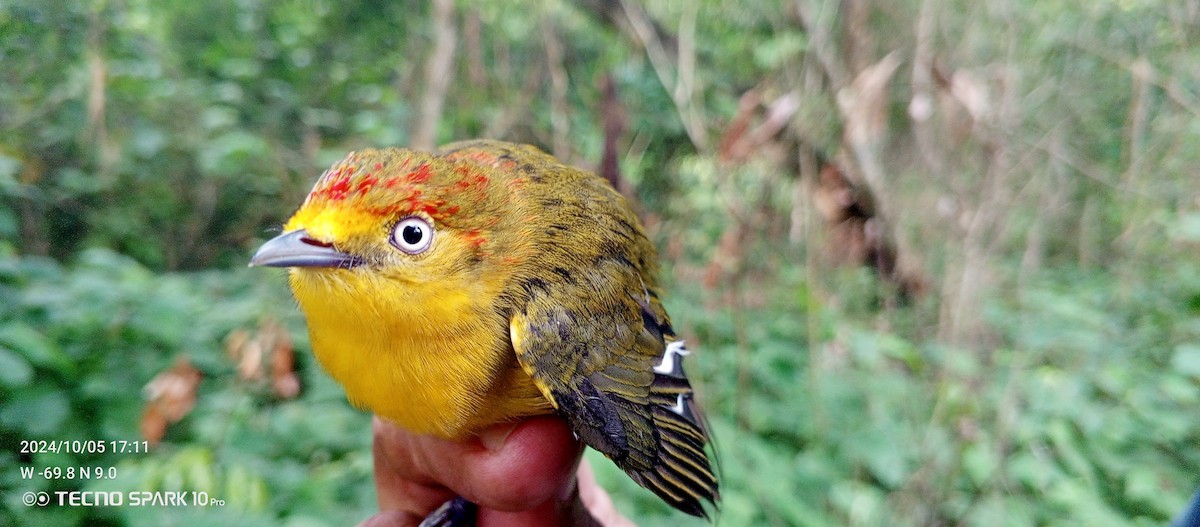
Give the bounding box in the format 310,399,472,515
619,0,709,150
542,18,571,160
1066,41,1200,120
1020,132,1157,199
792,0,847,87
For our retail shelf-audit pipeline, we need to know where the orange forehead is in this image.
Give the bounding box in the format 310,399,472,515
303,150,495,222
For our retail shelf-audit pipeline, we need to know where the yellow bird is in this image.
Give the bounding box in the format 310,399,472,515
251,140,718,521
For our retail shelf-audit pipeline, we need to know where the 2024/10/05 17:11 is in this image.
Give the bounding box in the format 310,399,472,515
18,440,150,455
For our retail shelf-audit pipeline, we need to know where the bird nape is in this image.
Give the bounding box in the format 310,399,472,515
251,140,719,524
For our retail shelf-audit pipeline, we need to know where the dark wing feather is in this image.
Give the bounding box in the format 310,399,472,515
509,258,719,517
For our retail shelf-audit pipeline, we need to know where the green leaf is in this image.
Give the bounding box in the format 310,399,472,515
0,321,73,374
1008,451,1062,491
753,31,809,69
224,464,269,511
863,437,908,488
1124,467,1180,517
0,388,70,436
963,441,998,487
0,347,32,387
1172,343,1200,377
1169,213,1200,242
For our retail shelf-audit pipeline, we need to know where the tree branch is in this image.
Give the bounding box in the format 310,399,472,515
411,0,457,150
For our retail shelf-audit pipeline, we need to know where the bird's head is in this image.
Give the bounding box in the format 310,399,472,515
251,148,525,305
251,145,547,430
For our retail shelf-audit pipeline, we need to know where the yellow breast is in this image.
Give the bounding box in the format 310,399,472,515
288,266,550,438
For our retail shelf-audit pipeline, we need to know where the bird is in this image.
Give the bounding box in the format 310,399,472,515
250,140,719,523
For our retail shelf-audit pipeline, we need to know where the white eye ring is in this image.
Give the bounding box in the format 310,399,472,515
391,217,434,254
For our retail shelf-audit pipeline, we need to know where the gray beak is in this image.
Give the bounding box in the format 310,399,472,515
249,229,363,269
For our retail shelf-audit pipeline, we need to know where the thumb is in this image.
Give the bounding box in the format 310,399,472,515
476,475,601,527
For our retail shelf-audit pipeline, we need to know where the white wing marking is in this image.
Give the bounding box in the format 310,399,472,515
667,393,687,416
653,340,690,375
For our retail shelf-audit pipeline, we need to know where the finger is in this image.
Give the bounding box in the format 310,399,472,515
416,416,585,512
578,459,638,527
356,509,423,527
373,417,457,515
373,416,587,522
476,476,599,527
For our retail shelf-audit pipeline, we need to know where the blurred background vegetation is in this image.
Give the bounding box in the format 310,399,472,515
2,0,1199,525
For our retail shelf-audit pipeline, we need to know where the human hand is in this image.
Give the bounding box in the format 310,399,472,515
357,416,636,527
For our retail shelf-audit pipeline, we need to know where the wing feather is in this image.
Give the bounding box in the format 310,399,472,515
509,260,719,518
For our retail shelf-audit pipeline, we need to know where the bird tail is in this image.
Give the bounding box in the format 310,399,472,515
629,340,720,518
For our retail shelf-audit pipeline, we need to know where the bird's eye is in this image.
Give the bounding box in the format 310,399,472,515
391,217,434,255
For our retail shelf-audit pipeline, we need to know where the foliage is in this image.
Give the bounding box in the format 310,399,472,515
2,0,1199,525
0,248,375,526
586,259,1200,527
